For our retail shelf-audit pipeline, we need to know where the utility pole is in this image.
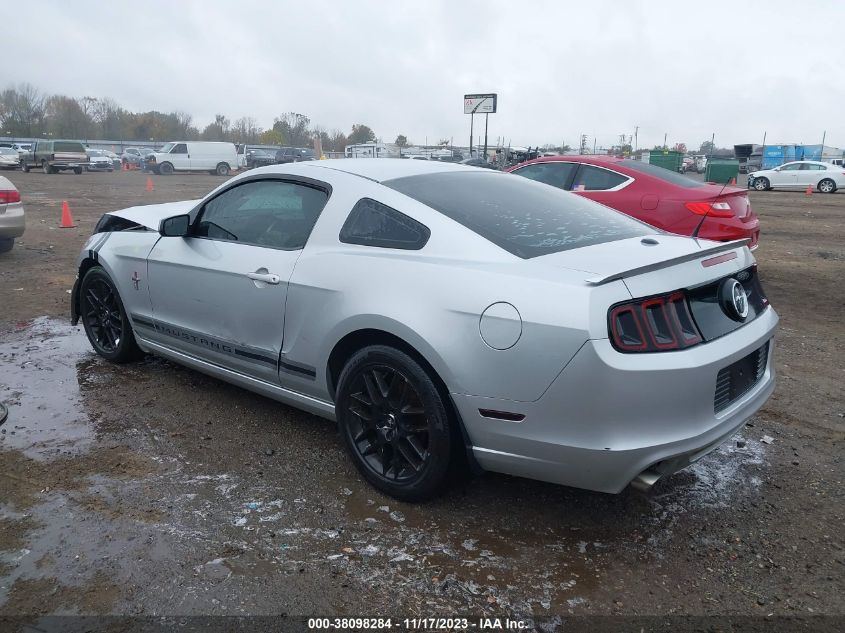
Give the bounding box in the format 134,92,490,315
820,130,826,160
663,132,668,149
483,113,489,160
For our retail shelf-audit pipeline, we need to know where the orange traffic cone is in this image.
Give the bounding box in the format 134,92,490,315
122,161,128,171
729,177,736,185
60,200,76,228
805,184,813,196
145,177,154,192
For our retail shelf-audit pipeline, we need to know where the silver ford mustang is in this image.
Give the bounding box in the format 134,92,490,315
71,159,778,500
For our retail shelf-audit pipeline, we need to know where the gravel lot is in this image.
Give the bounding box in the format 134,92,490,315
0,170,843,624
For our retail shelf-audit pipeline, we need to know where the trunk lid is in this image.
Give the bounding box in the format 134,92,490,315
536,234,755,297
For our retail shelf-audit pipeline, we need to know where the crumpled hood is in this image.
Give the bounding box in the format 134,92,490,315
106,199,201,230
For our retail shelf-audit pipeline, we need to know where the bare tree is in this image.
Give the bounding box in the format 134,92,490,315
0,83,46,136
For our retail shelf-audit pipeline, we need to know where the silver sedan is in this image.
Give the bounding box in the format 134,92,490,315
0,174,24,253
71,160,778,500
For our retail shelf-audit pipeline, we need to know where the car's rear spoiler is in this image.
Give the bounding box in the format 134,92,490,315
585,239,750,285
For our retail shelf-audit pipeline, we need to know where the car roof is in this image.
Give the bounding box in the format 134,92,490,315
303,158,482,183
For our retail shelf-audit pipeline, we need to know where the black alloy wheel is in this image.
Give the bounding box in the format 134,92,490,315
336,345,456,501
80,267,142,363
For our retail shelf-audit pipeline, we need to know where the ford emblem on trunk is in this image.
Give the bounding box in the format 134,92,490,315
719,278,749,321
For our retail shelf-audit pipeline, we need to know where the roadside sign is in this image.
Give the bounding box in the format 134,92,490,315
464,94,497,114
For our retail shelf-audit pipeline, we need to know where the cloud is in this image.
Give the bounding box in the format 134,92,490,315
3,0,843,149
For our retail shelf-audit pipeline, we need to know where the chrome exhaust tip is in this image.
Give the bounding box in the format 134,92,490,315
630,469,661,493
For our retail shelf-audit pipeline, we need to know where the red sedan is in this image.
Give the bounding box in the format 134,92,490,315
506,156,759,248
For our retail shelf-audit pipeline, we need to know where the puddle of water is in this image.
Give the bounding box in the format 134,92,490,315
0,318,98,459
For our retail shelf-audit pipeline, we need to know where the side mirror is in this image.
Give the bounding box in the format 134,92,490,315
159,214,190,237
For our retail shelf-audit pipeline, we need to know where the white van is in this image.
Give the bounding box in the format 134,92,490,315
146,142,238,176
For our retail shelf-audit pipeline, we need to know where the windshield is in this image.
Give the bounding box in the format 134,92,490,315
0,147,16,155
158,143,174,153
618,160,705,188
384,171,651,259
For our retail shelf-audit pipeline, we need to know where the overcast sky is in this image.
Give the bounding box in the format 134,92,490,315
3,0,844,149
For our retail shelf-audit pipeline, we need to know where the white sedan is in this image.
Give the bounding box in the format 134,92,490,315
0,147,20,170
749,161,845,193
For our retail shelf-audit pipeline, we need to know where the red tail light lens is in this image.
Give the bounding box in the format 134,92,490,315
684,201,734,218
0,190,21,204
609,291,703,353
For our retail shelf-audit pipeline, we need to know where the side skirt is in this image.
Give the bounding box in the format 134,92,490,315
136,335,336,421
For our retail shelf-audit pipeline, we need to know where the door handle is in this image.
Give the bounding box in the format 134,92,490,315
246,271,281,285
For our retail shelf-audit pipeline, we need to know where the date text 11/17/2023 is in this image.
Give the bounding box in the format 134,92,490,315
307,617,529,630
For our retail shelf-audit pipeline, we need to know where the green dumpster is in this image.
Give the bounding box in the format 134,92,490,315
648,150,683,172
704,159,740,185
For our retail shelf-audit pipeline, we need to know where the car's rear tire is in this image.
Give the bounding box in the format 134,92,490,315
158,162,174,175
215,162,230,176
74,167,83,175
753,177,770,191
818,178,836,194
41,161,52,175
79,267,143,363
335,345,455,501
21,162,29,173
0,238,14,254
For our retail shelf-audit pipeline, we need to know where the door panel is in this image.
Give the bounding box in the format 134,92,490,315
771,164,800,188
146,238,295,383
168,143,191,171
145,178,329,384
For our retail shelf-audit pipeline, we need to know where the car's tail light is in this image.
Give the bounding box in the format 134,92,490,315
684,200,734,217
609,291,703,353
0,190,21,204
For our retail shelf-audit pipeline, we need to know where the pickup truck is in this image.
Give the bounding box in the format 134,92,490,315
20,140,88,174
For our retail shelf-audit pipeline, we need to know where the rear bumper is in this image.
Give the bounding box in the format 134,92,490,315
0,202,25,239
452,306,778,493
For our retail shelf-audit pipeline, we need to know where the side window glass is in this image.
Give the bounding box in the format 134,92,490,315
573,165,628,191
196,180,329,249
172,144,188,154
512,162,576,189
781,164,800,171
340,198,430,250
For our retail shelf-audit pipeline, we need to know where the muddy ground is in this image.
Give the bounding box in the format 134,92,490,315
0,170,843,626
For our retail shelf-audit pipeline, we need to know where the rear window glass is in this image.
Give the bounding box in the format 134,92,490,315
573,164,629,191
383,172,650,259
54,141,85,153
619,159,705,187
340,198,430,250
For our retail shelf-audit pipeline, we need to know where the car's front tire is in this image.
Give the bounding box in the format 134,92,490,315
158,162,174,175
336,345,455,501
818,178,836,194
753,177,770,191
0,238,14,254
79,267,143,363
